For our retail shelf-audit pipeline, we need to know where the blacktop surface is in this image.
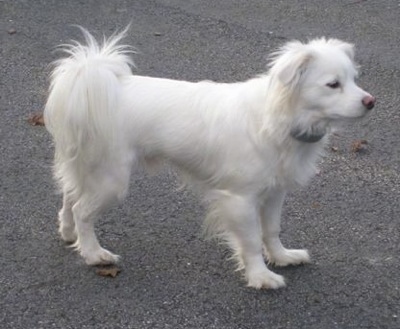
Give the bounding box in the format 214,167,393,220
0,1,399,328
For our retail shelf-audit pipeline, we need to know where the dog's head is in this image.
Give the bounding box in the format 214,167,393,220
268,38,375,142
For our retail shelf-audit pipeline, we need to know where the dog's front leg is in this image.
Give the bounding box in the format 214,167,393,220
261,189,311,266
215,194,285,289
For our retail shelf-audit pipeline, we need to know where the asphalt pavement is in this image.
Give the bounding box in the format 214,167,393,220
0,1,399,328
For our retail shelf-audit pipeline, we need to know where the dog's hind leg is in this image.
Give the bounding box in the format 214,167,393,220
211,193,286,289
261,189,310,267
72,197,119,265
72,165,131,266
58,191,77,243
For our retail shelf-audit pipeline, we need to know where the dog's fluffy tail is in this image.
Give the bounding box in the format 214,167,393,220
44,27,134,195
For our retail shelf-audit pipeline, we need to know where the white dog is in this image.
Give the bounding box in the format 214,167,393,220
44,27,375,289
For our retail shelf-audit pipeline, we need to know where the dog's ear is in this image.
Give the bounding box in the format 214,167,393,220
269,42,313,87
278,51,313,86
327,39,355,61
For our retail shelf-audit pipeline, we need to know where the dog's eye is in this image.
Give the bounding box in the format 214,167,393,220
326,81,341,89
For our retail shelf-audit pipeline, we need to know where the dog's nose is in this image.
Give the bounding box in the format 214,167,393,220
362,95,375,110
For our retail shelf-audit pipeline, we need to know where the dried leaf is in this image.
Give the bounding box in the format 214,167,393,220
28,112,45,126
96,266,121,278
311,202,321,209
351,140,368,153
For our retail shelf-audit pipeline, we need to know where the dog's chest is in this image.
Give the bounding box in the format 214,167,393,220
216,142,324,193
255,142,324,190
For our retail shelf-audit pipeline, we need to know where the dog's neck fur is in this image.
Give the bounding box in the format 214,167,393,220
248,75,330,151
289,125,327,143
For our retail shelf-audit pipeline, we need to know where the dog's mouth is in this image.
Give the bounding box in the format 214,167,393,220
290,106,370,143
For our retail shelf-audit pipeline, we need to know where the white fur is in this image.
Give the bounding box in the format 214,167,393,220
44,28,374,289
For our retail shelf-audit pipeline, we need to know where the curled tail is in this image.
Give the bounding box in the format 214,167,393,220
44,27,134,196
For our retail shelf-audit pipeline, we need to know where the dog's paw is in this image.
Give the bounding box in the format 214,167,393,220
267,249,310,267
246,269,286,289
81,248,120,266
59,223,77,243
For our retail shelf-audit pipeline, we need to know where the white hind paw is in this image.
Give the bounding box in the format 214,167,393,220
82,248,120,266
59,223,77,243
